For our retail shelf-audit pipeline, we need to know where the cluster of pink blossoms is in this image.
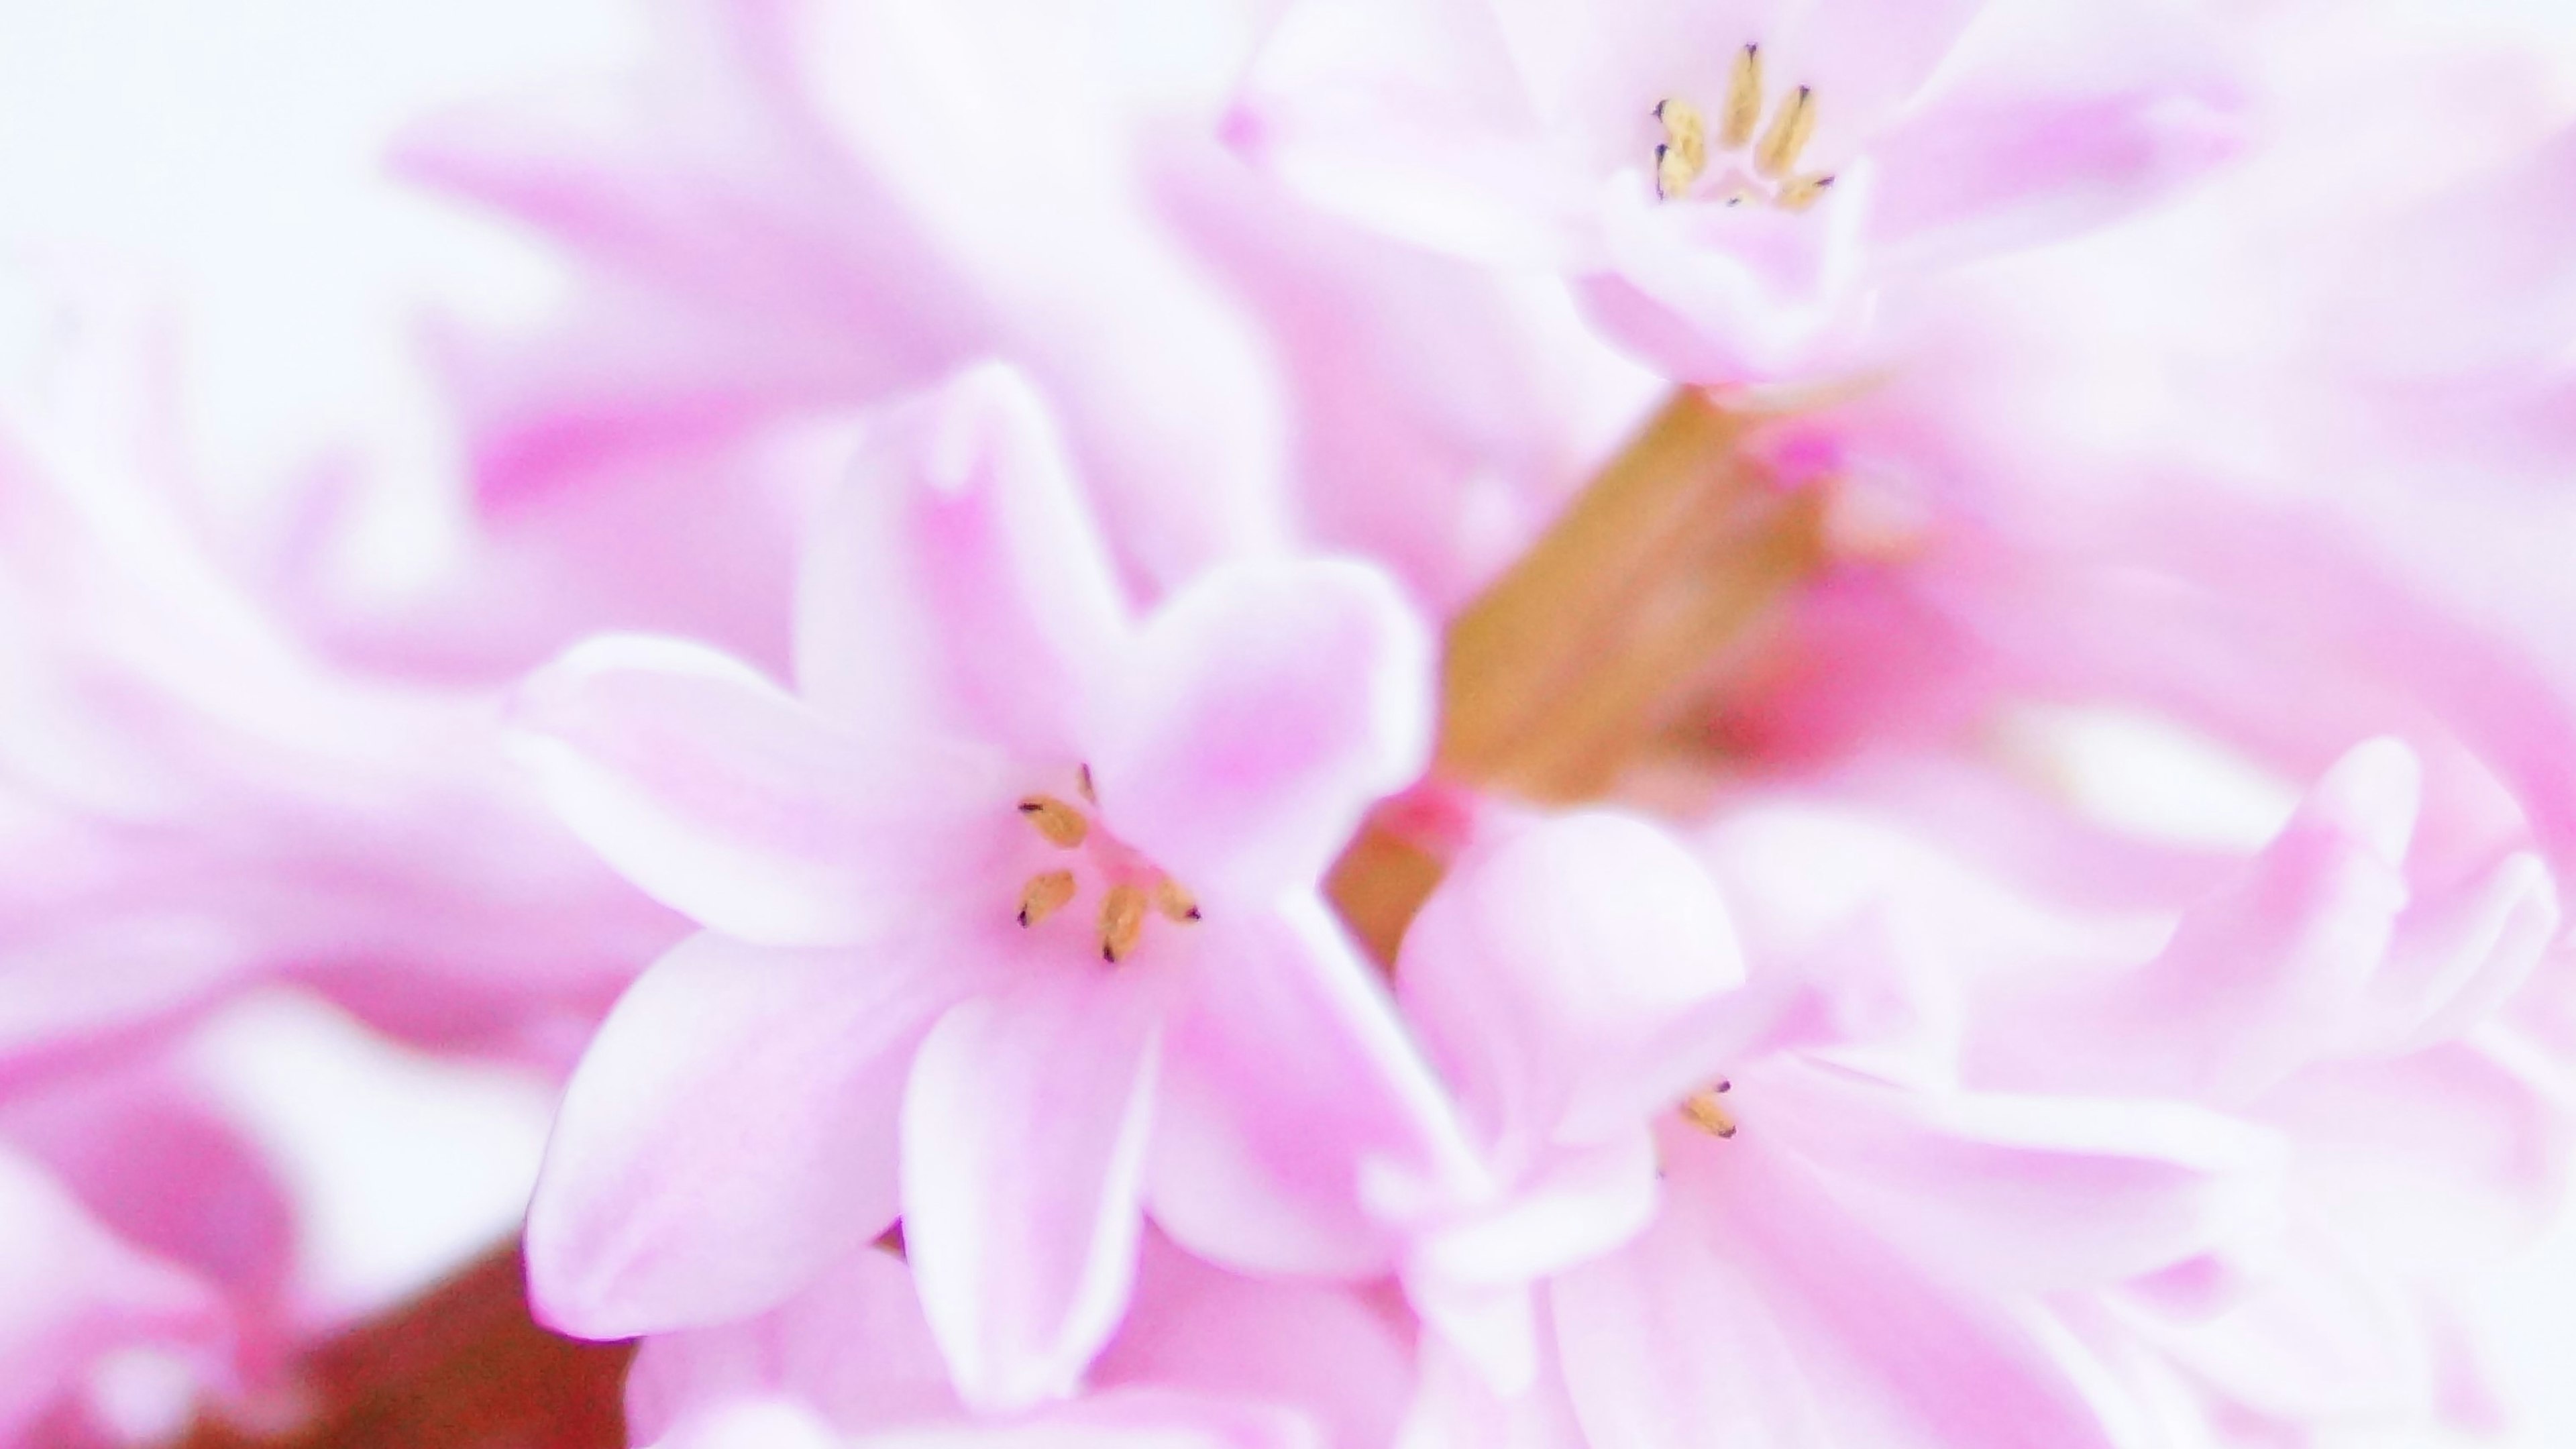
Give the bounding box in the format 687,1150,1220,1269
7,0,2576,1446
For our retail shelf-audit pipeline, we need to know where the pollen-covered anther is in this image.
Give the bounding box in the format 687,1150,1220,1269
1099,883,1148,963
1721,44,1764,148
1018,870,1076,928
1755,85,1816,178
1777,173,1834,212
1153,878,1201,923
1680,1083,1737,1138
1652,99,1707,199
1017,794,1089,849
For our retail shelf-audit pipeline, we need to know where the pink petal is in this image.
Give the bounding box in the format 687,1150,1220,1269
1969,738,2421,1104
1233,0,1589,266
863,1391,1322,1449
902,971,1168,1411
1868,88,2240,274
0,1149,219,1442
796,366,1136,757
1750,1059,2286,1294
527,932,976,1338
1772,0,1988,146
1398,811,1743,1152
511,633,1008,947
1097,1230,1416,1449
626,1246,957,1444
1395,1327,1591,1449
1148,900,1474,1278
1086,559,1434,903
1553,1132,2121,1449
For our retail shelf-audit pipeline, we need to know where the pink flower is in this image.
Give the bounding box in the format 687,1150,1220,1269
1234,0,2241,382
1384,802,2290,1446
513,364,1468,1409
0,295,675,1080
623,1231,1411,1449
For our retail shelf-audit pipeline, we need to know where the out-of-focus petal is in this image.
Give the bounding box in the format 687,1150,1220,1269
511,633,1008,946
625,1246,957,1444
1553,1132,2121,1449
797,366,1135,755
1087,559,1433,904
0,1148,220,1442
1399,811,1743,1151
902,971,1167,1411
1752,1059,2287,1293
527,932,977,1338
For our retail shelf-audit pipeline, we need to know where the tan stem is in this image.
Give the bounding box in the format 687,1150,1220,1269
1329,386,1825,965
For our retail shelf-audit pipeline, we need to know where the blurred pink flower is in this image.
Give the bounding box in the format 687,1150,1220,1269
0,300,677,1083
1234,0,2241,382
398,0,1666,622
513,365,1469,1408
0,1144,224,1445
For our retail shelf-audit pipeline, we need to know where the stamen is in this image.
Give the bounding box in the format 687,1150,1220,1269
1755,85,1815,178
1099,883,1147,963
1680,1081,1736,1138
1721,44,1764,149
1153,878,1201,923
1776,173,1834,212
1077,763,1097,804
1652,98,1707,199
1018,870,1076,928
1017,794,1089,849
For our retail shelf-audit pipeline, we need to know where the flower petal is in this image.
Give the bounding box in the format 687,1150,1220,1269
1553,1132,2121,1449
903,971,1167,1412
1399,811,1743,1150
625,1246,957,1444
1147,900,1475,1278
1087,559,1434,904
527,932,975,1338
1751,1059,2288,1294
513,633,1008,946
797,365,1136,757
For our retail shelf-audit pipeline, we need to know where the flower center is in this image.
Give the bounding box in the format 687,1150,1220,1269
1678,1078,1736,1138
1012,765,1200,964
1652,44,1832,211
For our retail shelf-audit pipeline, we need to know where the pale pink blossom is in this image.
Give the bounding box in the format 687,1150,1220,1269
1385,800,2292,1447
513,364,1468,1409
1234,0,2241,382
0,301,677,1079
399,0,1666,620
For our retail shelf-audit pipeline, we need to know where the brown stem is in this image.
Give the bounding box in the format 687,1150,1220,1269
1330,386,1824,964
178,1244,631,1449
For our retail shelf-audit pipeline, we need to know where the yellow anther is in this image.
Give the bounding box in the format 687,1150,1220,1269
1776,173,1835,212
1153,878,1201,924
1017,870,1077,928
1755,85,1815,178
1017,794,1089,849
1680,1083,1737,1138
1100,883,1148,963
1653,99,1707,199
1722,44,1764,149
